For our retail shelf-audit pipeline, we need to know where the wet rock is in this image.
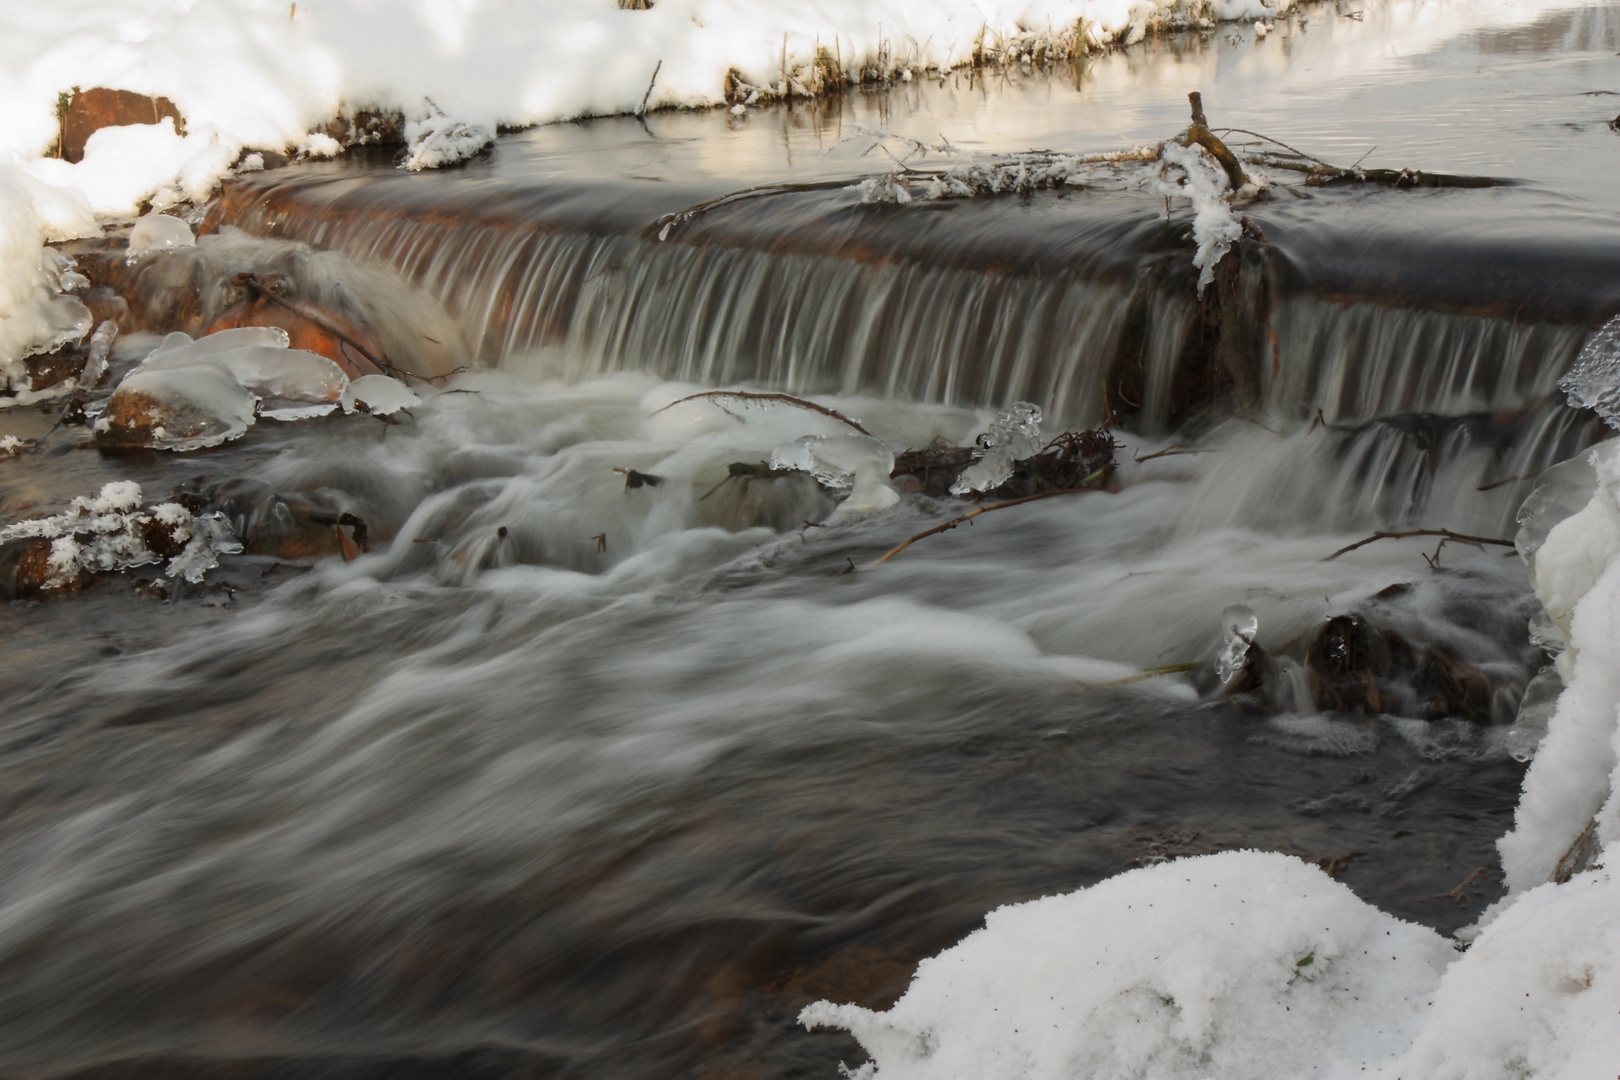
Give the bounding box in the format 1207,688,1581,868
94,365,257,451
0,539,56,599
201,478,370,561
1306,614,1391,715
203,292,386,378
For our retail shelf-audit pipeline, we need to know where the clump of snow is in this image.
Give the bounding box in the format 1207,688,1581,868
950,402,1042,495
341,373,419,416
125,212,195,261
771,433,898,513
400,109,494,172
0,434,23,456
0,165,95,386
0,480,241,587
1153,141,1243,295
802,850,1455,1079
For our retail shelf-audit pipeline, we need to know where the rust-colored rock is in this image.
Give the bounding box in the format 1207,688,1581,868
202,295,386,378
60,88,184,164
0,540,56,599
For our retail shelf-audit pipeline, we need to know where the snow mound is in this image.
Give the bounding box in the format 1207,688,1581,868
802,850,1453,1080
401,111,494,171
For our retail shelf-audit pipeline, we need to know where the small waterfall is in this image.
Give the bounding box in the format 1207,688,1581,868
215,171,1606,521
1266,297,1590,425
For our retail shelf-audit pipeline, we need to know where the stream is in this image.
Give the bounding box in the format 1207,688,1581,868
1,4,1618,1078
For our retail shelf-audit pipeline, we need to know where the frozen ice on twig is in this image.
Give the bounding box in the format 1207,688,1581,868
1559,314,1620,430
949,402,1043,495
341,374,420,416
1153,141,1242,294
1216,603,1259,684
770,433,898,512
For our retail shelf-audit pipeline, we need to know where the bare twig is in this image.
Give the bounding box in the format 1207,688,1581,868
1133,442,1197,463
867,484,1095,567
654,390,873,435
638,60,662,117
1324,528,1515,562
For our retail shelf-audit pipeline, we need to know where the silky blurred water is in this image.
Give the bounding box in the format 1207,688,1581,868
3,3,1617,1077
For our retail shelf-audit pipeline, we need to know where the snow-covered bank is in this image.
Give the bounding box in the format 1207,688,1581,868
0,0,1292,377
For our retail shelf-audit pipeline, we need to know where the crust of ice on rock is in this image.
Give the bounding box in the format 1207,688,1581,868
125,212,196,262
101,363,259,450
0,480,241,586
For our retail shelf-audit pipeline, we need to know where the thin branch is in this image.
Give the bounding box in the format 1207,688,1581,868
1133,442,1197,463
1324,528,1515,562
638,59,662,117
1212,127,1334,167
654,390,873,435
867,485,1093,567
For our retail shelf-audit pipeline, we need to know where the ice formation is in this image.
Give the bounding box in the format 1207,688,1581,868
341,374,420,416
1215,602,1258,684
97,363,258,451
949,403,1043,495
1559,313,1620,428
771,433,899,513
0,481,241,587
125,212,196,261
0,165,95,387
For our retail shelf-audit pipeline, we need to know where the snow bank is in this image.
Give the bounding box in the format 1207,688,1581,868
805,853,1620,1078
803,850,1456,1079
0,165,95,383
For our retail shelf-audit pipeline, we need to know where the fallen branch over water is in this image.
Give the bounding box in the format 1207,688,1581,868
867,484,1094,567
654,390,873,435
1324,528,1516,562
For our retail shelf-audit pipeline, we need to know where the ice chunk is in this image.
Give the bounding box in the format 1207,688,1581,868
146,326,291,365
163,509,244,583
125,213,195,261
1506,664,1563,763
341,374,420,416
1515,438,1617,577
1560,314,1620,429
949,402,1043,495
213,345,347,404
770,433,899,513
97,364,257,450
1216,602,1259,684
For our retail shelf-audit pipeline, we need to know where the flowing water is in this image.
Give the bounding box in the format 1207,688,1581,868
3,3,1620,1077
